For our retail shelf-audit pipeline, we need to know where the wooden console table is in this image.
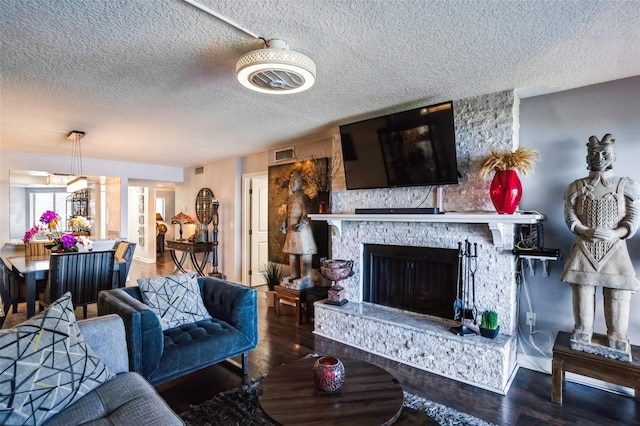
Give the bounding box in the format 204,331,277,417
166,240,212,276
552,331,640,405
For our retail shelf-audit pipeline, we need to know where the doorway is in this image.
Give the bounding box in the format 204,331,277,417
242,173,268,286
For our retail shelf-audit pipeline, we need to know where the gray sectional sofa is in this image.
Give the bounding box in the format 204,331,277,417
47,315,184,425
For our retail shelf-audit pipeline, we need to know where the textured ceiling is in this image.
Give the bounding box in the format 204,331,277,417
1,0,639,168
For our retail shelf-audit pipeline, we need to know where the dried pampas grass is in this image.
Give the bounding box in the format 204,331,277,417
479,147,540,178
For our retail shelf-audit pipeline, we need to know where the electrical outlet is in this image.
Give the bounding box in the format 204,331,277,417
526,312,536,327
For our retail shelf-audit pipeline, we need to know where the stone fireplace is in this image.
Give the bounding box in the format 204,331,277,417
363,243,459,320
312,217,522,394
310,90,535,394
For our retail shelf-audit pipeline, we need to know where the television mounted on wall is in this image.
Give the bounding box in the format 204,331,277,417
339,101,458,190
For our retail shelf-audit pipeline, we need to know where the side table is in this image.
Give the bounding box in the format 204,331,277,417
274,286,329,324
166,240,212,276
551,331,640,405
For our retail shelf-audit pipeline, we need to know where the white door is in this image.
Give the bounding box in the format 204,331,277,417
250,176,269,286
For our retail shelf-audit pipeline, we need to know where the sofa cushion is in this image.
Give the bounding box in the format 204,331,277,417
147,318,254,384
43,372,184,426
137,273,211,331
0,293,115,425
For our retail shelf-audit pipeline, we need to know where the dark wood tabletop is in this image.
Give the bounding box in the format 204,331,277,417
166,240,212,276
258,357,404,425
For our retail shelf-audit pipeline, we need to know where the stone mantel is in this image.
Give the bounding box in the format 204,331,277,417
308,212,544,249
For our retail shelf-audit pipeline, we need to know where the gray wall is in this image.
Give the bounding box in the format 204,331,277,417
519,75,640,358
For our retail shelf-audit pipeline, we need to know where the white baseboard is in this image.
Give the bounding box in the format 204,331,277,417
133,255,155,264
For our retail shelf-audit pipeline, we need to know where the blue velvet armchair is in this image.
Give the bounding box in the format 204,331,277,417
97,276,258,386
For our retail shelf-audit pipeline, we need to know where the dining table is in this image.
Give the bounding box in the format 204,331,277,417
6,253,126,318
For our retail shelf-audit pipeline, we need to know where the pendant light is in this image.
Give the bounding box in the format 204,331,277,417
66,130,88,193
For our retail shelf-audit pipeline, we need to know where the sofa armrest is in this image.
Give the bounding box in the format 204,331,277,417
199,277,258,348
97,288,164,378
78,314,129,374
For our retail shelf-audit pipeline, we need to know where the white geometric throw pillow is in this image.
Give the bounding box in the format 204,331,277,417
137,272,212,331
0,292,115,425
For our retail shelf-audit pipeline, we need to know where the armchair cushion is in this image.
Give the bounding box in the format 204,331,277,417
97,287,164,379
137,273,211,331
0,293,115,425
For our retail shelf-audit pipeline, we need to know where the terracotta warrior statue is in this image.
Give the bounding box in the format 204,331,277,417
281,170,317,289
561,134,640,355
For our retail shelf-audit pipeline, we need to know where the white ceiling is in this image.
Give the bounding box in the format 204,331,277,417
2,0,639,168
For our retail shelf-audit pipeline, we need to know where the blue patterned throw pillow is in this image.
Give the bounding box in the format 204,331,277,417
137,273,212,330
0,292,115,425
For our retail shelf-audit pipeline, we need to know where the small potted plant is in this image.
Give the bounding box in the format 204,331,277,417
260,262,286,308
479,310,500,339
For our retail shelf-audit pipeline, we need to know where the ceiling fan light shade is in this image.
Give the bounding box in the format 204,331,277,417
236,39,316,94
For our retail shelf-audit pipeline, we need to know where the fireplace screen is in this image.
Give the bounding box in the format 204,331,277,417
363,244,458,319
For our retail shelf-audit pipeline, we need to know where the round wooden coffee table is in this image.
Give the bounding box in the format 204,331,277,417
258,357,404,425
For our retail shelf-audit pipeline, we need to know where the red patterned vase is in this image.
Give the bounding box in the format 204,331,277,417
489,169,522,214
312,356,345,392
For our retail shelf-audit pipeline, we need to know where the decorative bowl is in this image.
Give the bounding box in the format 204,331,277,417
319,259,354,282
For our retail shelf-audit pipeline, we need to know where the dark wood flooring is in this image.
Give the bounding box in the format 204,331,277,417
139,253,640,425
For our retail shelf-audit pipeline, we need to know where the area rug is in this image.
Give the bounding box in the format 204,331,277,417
180,378,497,426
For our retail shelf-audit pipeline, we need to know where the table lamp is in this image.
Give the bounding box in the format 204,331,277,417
171,212,194,241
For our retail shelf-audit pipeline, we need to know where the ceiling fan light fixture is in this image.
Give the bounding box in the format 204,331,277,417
236,39,316,94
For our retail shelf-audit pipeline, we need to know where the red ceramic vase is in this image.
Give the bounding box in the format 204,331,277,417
489,170,522,214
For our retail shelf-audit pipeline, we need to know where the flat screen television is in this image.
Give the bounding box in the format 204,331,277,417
339,101,458,190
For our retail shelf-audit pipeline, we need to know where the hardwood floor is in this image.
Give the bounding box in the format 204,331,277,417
137,253,640,425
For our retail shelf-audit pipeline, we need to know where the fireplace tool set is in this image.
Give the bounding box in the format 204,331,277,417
450,240,479,336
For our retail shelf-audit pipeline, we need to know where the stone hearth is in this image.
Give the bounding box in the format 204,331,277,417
312,219,520,394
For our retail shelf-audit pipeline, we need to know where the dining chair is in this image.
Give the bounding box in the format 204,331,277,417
1,256,26,317
113,241,136,288
25,240,53,257
1,258,26,326
15,241,52,304
39,250,115,319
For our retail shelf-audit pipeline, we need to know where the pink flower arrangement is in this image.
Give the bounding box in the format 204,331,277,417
23,210,78,252
40,210,61,228
60,234,77,249
22,225,42,244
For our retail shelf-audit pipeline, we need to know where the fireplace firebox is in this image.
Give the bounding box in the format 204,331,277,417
362,244,458,320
